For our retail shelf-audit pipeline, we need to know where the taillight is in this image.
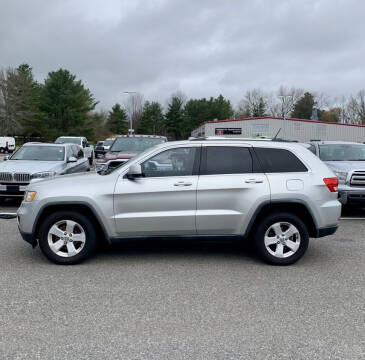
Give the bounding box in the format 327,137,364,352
323,177,338,192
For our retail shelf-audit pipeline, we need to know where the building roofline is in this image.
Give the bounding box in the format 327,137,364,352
196,116,365,129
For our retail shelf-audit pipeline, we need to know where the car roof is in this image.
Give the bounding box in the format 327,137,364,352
309,140,364,145
115,134,167,139
152,138,307,152
24,142,69,147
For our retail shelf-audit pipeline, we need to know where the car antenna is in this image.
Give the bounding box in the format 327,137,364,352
272,128,281,140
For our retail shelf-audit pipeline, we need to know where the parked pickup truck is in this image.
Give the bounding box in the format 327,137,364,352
95,134,167,172
55,136,94,165
306,141,365,206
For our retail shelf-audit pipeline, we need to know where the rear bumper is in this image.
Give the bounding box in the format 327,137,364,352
315,225,338,238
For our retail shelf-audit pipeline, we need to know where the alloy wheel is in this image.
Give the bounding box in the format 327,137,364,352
264,222,301,258
47,220,86,258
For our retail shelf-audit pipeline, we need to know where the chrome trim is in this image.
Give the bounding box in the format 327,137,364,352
350,171,365,186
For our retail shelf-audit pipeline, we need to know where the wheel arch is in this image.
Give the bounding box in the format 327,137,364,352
33,202,109,245
244,200,318,239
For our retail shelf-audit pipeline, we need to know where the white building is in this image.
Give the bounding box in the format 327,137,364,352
191,116,365,142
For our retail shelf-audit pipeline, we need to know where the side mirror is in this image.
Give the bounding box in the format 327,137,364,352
3,156,9,161
86,143,90,148
67,156,77,163
126,164,142,179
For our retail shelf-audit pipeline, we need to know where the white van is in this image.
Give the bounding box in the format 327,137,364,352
0,137,16,153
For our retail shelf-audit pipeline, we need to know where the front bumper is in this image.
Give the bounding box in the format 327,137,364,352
0,184,28,197
338,186,365,205
18,227,36,247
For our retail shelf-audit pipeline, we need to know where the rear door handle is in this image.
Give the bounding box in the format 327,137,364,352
245,179,264,184
174,181,192,186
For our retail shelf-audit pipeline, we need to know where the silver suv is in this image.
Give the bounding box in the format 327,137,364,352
307,141,365,206
17,139,341,265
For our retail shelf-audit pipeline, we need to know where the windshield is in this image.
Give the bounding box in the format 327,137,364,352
55,137,81,145
11,146,65,161
110,137,165,152
319,144,365,161
103,139,114,146
100,144,163,175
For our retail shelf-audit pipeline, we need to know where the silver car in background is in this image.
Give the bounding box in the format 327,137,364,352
307,141,365,206
0,142,89,199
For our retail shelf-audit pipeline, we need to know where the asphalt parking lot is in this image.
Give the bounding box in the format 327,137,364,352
0,215,365,359
1,154,365,359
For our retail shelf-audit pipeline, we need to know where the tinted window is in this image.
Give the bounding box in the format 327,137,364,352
254,147,307,173
142,147,197,178
201,146,252,175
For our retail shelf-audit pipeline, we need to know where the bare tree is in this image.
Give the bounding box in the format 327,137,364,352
347,90,365,124
236,89,267,118
123,92,144,131
267,86,304,118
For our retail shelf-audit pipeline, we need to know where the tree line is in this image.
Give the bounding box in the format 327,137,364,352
1,64,364,142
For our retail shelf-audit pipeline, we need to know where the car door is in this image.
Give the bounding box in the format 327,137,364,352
113,145,201,236
196,144,270,235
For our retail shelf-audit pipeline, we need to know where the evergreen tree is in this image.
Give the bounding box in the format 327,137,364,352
39,68,97,139
107,103,128,134
137,101,164,135
291,92,315,119
165,96,185,139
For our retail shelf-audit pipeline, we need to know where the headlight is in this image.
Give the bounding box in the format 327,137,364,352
333,171,347,184
24,191,37,202
31,171,56,179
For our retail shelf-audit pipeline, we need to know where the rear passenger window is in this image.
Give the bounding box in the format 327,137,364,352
201,147,252,175
254,148,307,173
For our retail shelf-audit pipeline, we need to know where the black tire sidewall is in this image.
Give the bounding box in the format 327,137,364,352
254,212,309,265
38,211,96,265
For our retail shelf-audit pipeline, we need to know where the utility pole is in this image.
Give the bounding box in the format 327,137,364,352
123,91,137,135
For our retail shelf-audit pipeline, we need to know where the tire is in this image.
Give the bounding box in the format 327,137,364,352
88,152,93,166
38,211,97,265
253,212,309,265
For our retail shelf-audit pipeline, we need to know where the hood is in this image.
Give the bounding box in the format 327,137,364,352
29,171,97,187
325,161,365,173
0,160,63,174
104,151,140,161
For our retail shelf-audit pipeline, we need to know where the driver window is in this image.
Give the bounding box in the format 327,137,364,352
141,147,197,178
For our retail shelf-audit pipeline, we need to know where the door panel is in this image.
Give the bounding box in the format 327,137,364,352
114,176,198,236
113,145,201,237
196,145,270,235
196,173,270,234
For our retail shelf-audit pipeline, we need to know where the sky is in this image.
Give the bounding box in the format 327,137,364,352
0,0,364,110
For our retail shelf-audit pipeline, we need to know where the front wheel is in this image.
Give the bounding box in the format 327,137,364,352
254,212,309,265
38,211,97,265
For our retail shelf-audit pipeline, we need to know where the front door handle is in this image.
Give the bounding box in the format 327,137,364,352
174,181,192,186
245,179,264,184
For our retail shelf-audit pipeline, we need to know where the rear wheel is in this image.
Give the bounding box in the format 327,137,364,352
254,212,309,265
38,211,97,265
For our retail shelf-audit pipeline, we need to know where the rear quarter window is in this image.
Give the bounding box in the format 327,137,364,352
254,147,308,173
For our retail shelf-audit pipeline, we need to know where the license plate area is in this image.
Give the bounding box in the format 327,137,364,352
6,185,20,192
